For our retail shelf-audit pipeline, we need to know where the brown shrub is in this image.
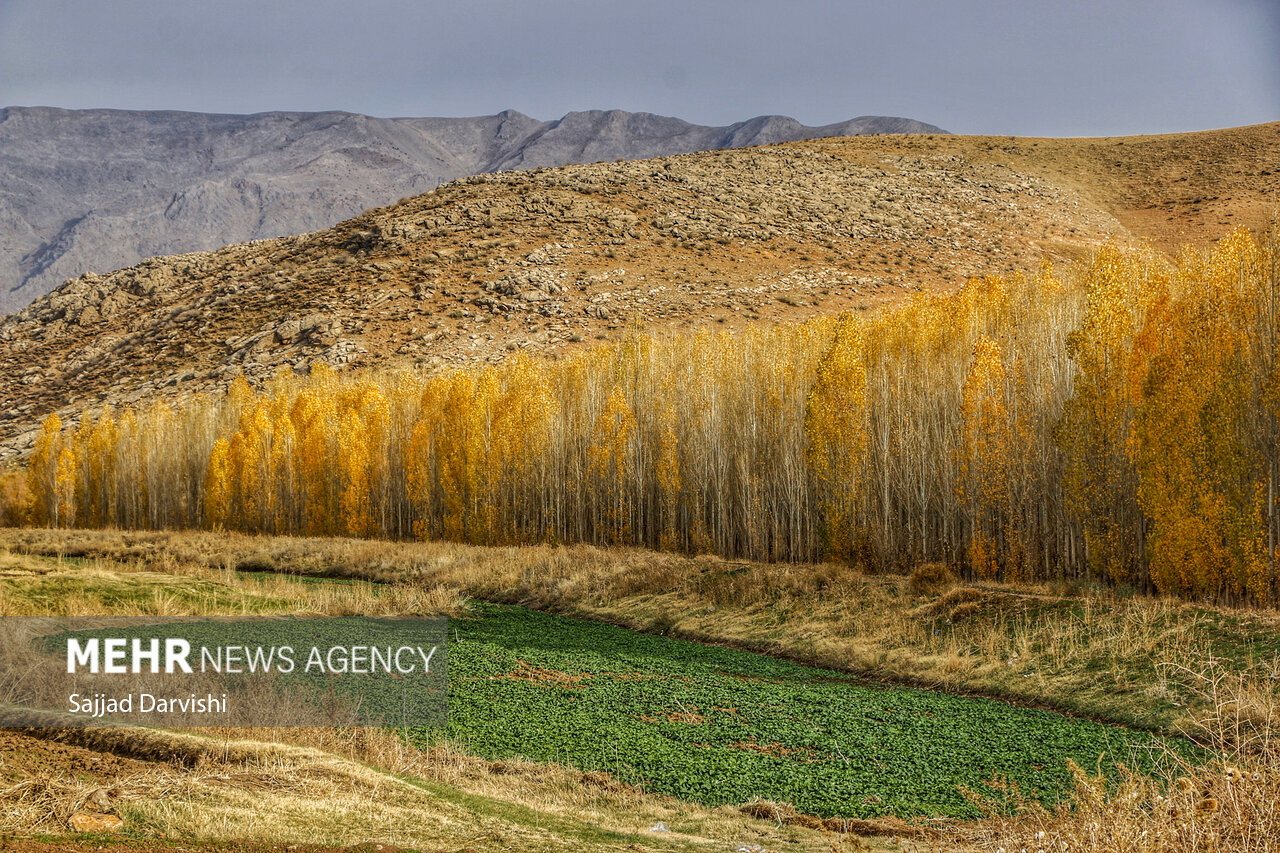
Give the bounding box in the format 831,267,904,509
947,600,985,623
909,561,956,596
914,585,987,620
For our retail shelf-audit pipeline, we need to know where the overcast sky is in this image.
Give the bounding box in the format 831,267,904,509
0,0,1276,136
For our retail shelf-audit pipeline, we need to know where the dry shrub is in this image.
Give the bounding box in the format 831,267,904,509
974,759,1280,853
946,600,985,624
909,561,956,596
1177,657,1280,759
914,585,987,622
935,585,986,608
741,798,825,829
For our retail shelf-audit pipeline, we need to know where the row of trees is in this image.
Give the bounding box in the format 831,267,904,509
19,228,1280,604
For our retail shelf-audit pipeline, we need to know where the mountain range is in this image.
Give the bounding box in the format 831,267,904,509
0,106,945,313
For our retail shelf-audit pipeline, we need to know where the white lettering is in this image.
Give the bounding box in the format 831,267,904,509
67,638,98,673
132,638,160,673
103,638,127,674
166,638,192,673
245,646,275,672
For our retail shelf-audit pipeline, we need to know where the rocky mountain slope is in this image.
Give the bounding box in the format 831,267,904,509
1,121,1277,462
0,106,944,313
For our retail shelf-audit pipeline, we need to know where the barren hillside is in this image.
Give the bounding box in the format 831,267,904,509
1,122,1276,461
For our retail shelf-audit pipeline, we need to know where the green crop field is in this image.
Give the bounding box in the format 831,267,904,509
423,603,1200,820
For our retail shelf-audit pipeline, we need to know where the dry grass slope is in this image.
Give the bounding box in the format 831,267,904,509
2,725,878,853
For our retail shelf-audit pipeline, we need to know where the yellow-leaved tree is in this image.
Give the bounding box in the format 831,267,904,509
1132,229,1278,602
27,414,64,526
589,384,637,545
806,316,868,563
1058,247,1168,587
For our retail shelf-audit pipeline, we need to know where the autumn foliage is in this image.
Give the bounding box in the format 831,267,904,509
16,228,1280,604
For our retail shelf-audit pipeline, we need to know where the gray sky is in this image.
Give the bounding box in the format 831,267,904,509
0,0,1276,136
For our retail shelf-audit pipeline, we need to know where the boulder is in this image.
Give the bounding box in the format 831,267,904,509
68,812,124,833
274,319,302,344
83,787,114,812
299,313,329,333
76,304,100,326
